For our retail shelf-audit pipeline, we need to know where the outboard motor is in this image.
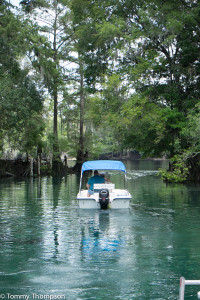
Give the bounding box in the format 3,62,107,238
99,188,109,209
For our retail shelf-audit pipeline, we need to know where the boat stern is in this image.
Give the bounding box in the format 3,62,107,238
77,191,100,209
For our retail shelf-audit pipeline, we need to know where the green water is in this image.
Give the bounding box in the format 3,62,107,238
0,160,200,300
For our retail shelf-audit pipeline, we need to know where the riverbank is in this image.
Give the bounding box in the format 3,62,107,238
0,158,77,178
0,159,30,177
1,155,199,183
0,156,165,178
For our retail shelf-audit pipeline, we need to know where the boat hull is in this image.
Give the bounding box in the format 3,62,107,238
78,198,100,209
110,198,130,209
77,191,131,209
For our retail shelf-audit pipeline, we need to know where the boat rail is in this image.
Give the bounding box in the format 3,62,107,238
179,277,200,300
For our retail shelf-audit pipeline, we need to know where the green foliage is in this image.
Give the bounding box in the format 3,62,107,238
117,96,167,157
1,0,200,181
159,154,189,183
181,103,200,152
103,0,200,160
0,1,44,156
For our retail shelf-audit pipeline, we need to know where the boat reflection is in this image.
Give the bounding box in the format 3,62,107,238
79,211,125,259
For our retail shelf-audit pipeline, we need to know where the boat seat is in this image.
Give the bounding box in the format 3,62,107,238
93,183,115,192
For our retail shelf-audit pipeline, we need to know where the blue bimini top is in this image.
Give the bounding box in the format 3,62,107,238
81,160,126,174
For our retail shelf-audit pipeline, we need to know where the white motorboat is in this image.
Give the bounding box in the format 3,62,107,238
77,160,132,209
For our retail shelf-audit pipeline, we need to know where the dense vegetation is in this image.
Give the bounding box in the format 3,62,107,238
0,0,200,181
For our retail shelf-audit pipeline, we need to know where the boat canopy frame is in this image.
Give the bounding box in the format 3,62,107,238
79,160,128,192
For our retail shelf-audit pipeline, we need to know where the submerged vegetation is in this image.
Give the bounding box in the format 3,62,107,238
0,0,200,181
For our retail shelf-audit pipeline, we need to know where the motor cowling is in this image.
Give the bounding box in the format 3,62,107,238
99,188,109,209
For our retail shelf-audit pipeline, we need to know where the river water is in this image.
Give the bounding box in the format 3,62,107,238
0,160,200,300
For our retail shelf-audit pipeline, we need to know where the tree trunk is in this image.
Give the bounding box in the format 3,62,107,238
37,154,40,176
52,85,62,173
74,58,85,172
78,59,84,163
52,0,62,174
30,157,33,176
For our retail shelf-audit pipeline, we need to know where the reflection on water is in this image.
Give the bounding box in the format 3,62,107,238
81,212,120,255
0,160,200,299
